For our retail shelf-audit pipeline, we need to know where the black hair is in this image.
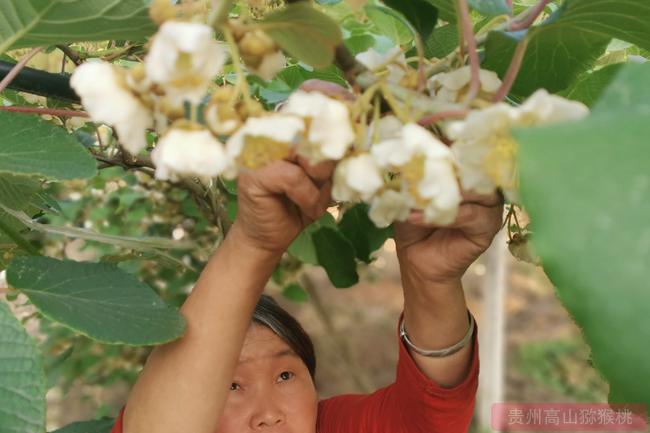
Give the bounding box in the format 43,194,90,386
252,294,316,379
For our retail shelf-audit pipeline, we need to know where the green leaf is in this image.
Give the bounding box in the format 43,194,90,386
0,111,97,180
0,0,156,54
423,23,458,58
364,5,414,45
0,174,41,248
288,212,337,265
558,0,650,52
0,299,46,433
313,226,359,288
423,0,457,23
276,64,347,89
483,25,609,97
262,3,343,69
558,63,623,107
48,418,115,433
382,0,439,40
484,0,650,97
339,203,392,263
468,0,511,16
282,283,309,303
6,256,187,345
515,63,650,408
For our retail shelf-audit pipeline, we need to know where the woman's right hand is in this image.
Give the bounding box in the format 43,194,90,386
228,156,334,256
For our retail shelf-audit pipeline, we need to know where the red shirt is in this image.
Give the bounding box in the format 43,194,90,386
111,319,479,433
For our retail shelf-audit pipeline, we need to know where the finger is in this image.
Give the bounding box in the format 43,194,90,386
460,190,503,208
299,79,355,102
254,160,323,220
454,202,504,237
296,156,336,187
404,202,503,233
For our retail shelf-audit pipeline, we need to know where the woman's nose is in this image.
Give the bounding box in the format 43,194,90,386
249,393,285,430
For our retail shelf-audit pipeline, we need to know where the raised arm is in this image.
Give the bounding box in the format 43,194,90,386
395,191,503,388
122,158,333,433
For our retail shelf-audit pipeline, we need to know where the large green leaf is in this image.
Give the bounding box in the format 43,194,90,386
0,299,46,433
261,3,343,69
423,22,458,58
515,63,650,408
48,418,114,433
6,256,186,345
383,0,438,40
288,212,337,265
558,63,623,107
313,226,359,288
0,112,97,180
0,0,156,54
364,5,414,45
483,0,650,97
483,20,609,97
338,203,392,264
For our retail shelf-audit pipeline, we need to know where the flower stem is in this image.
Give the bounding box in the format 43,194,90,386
209,0,235,29
418,110,469,127
380,84,410,123
510,0,550,31
456,0,481,103
0,47,44,94
493,37,530,102
0,106,89,117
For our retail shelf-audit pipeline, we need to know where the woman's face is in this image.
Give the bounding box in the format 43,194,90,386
216,324,318,433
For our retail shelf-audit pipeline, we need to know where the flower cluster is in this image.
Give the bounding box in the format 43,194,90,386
71,14,590,230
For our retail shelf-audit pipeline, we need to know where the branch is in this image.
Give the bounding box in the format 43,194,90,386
0,47,44,93
56,45,82,66
510,0,550,31
456,0,481,103
493,37,529,102
0,106,88,117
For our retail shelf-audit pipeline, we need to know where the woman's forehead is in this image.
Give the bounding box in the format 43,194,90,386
238,324,295,364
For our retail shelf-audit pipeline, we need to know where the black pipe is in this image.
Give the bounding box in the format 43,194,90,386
0,61,80,103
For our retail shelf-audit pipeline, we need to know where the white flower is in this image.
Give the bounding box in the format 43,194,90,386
372,123,452,167
251,51,286,81
281,90,355,163
356,46,407,84
449,91,589,201
517,89,590,125
224,114,305,178
364,115,402,150
332,154,384,202
369,189,414,228
70,61,153,154
448,104,519,198
145,21,227,107
428,66,502,103
420,158,462,225
151,126,228,181
371,123,461,225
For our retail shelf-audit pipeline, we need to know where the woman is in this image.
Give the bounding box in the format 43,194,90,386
112,152,503,433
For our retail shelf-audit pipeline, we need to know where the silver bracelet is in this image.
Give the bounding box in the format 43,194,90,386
400,311,475,358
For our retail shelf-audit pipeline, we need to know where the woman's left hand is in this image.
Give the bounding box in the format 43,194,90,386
394,192,504,286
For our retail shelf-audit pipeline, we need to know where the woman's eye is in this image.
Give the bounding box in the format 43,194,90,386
230,382,240,391
278,371,294,382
